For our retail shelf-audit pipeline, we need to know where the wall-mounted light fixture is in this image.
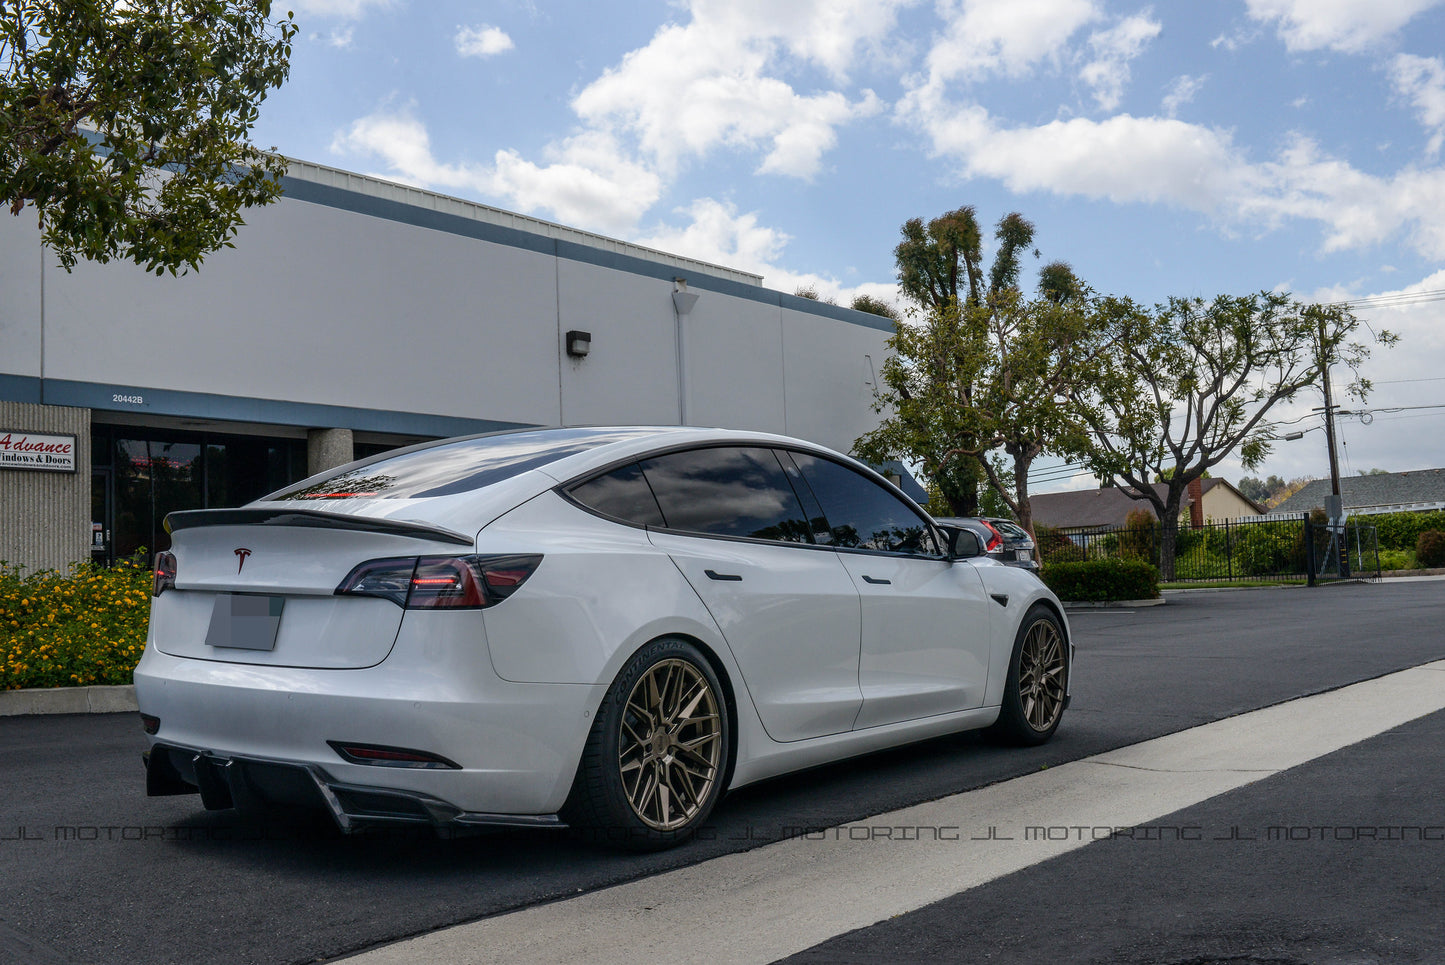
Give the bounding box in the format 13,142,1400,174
565,330,592,358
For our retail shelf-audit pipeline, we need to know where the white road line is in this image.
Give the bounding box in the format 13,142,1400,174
346,660,1445,965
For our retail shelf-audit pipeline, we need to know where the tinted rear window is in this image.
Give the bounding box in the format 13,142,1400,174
639,447,813,542
568,463,666,526
270,428,655,501
991,520,1030,540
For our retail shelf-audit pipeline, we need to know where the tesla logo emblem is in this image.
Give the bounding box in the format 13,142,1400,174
234,548,252,573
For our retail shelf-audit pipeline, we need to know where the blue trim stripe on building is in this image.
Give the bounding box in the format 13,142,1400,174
0,373,42,405
0,376,531,438
279,176,897,335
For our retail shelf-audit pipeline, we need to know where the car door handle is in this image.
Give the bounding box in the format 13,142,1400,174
704,569,742,582
861,575,891,585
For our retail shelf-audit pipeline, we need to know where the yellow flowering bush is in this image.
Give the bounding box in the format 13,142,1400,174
1,554,152,690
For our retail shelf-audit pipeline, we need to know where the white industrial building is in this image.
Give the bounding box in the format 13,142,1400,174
0,159,900,572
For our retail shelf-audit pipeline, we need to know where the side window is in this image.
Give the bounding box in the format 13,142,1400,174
789,452,937,555
639,447,813,543
775,449,835,545
567,463,665,526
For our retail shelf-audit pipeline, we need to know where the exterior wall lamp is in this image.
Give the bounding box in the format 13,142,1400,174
565,330,592,358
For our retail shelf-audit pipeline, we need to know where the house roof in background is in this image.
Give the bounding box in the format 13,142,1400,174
1274,468,1445,515
1031,478,1265,530
1030,484,1173,530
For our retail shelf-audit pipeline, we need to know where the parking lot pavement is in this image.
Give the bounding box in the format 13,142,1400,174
784,704,1445,965
333,659,1445,965
0,581,1441,965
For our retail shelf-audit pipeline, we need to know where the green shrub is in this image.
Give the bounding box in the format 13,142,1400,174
1117,510,1158,561
1,555,152,690
1173,524,1203,555
1377,549,1416,571
1046,543,1088,564
1042,558,1160,602
1417,530,1445,568
1235,524,1300,576
1373,510,1445,551
1172,551,1231,581
1033,525,1075,561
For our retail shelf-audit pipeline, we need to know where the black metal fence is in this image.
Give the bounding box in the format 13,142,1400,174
1309,521,1382,583
1038,514,1380,584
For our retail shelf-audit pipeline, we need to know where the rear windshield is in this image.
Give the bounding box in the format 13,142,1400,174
990,520,1030,540
269,428,655,501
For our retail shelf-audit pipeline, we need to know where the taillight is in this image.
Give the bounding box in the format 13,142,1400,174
153,552,177,597
335,555,542,609
980,520,1004,553
334,557,416,606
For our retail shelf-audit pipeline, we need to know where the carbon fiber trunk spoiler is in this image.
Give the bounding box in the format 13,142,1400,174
163,508,474,546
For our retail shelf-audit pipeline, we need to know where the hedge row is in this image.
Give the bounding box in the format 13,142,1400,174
1,556,152,690
1372,510,1445,551
1041,558,1160,602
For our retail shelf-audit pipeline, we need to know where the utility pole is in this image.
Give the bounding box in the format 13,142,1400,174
1316,315,1348,577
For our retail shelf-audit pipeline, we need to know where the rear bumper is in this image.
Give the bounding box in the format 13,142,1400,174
133,611,607,816
145,741,567,834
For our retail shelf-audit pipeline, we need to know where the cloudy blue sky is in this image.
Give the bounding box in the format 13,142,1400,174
256,0,1445,490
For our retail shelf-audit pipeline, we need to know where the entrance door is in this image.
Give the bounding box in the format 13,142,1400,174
91,468,112,565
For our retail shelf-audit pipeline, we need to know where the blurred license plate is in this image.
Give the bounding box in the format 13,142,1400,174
1016,550,1032,561
205,594,284,651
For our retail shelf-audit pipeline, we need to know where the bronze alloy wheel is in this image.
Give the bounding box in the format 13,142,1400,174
1018,616,1067,732
617,657,723,831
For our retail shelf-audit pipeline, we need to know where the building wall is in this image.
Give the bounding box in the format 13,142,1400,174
0,162,898,573
2,165,893,455
0,402,90,572
1202,486,1262,522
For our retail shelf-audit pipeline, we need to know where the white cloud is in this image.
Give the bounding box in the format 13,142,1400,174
1162,74,1207,117
572,3,892,179
455,24,514,58
1243,0,1445,53
1392,54,1445,154
489,131,663,232
321,26,354,49
911,105,1255,210
635,199,904,307
1210,26,1261,51
1079,12,1162,111
330,0,908,240
286,0,392,20
900,91,1445,260
920,0,1100,91
635,199,791,276
330,109,661,234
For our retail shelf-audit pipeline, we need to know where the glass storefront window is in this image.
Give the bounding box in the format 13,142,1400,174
114,439,202,560
92,427,311,565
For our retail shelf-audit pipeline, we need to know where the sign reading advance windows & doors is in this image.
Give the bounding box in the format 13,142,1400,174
0,431,77,473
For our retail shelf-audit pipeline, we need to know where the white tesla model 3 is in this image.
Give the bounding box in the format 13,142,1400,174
136,426,1071,849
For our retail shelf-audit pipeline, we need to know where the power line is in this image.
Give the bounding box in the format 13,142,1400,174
1331,288,1445,310
1353,403,1445,415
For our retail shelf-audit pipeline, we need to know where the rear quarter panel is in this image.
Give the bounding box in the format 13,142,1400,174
477,490,735,688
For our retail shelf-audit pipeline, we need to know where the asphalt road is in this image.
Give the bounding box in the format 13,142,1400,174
783,707,1445,965
1,580,1441,965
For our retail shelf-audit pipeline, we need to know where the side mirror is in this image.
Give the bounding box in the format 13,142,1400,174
947,527,984,559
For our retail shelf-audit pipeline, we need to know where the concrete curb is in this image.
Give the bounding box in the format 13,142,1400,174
0,684,137,717
1062,597,1166,609
1162,583,1301,595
